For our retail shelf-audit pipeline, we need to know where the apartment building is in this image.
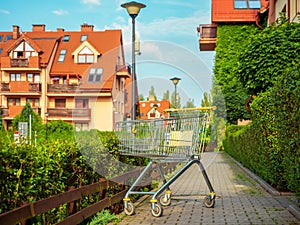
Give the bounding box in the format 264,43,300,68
197,0,299,51
0,24,131,131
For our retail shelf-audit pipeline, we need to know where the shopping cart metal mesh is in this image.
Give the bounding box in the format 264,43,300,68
115,108,216,217
115,109,208,161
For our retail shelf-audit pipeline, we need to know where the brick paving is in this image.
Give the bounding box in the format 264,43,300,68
115,151,300,225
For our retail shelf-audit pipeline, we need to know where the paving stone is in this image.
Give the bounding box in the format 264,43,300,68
115,152,300,225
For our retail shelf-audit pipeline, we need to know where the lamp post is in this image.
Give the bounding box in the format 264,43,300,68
121,1,146,120
170,77,181,108
45,112,49,140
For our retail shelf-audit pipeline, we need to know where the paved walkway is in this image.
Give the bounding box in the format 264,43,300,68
115,152,300,225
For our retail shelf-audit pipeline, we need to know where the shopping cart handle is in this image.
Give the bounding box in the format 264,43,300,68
163,106,217,112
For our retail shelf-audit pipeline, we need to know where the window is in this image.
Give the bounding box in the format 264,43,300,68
80,35,88,42
34,74,40,83
10,73,21,81
27,73,40,83
55,99,66,108
27,73,33,82
58,49,67,62
13,41,35,58
0,35,3,42
88,68,103,82
8,98,20,106
0,48,2,54
234,0,261,9
27,98,39,107
4,35,12,42
63,35,70,42
75,99,88,108
78,46,94,63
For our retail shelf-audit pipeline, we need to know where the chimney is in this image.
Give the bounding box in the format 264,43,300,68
13,25,20,39
32,24,46,32
57,28,65,32
81,23,94,32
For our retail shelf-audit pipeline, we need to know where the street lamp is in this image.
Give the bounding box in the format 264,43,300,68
45,112,49,140
170,77,181,108
121,1,146,120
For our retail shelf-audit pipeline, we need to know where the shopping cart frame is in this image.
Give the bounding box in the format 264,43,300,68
115,107,216,217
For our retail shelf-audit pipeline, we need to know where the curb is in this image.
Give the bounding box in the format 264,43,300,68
229,153,300,221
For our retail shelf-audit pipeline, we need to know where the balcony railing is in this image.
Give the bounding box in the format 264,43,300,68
47,84,79,93
11,58,29,67
198,24,217,51
1,83,9,91
47,108,91,118
1,107,41,118
0,82,41,93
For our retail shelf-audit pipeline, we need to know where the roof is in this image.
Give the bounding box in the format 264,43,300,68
0,25,126,92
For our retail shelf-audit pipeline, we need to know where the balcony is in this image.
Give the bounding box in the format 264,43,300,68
197,24,217,51
116,65,131,78
11,58,29,67
1,106,41,118
0,82,41,93
47,84,79,93
47,108,91,119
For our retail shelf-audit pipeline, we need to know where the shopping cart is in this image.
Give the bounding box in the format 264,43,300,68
115,107,216,217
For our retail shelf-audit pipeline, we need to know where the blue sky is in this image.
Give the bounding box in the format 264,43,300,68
0,0,215,106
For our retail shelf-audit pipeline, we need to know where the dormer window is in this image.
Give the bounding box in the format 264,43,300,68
72,40,100,64
78,46,94,63
13,41,35,58
63,35,70,42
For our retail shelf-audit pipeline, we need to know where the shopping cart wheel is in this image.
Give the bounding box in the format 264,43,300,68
159,194,171,206
151,203,163,217
203,195,215,208
124,201,135,216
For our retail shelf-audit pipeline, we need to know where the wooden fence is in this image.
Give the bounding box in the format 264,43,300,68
0,162,177,225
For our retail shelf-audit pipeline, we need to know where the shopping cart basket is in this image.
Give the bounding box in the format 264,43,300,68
115,107,216,217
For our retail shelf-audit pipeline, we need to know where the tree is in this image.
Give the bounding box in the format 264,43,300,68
139,94,145,101
184,98,195,108
148,86,157,100
163,90,170,100
201,92,211,107
12,102,42,132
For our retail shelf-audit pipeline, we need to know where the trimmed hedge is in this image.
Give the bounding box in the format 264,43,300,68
223,67,300,200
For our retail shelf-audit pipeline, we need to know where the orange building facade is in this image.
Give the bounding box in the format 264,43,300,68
138,99,170,120
0,24,131,131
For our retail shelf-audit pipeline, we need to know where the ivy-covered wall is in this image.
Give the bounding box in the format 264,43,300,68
213,24,259,124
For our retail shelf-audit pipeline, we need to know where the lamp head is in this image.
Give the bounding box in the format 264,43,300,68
170,77,181,85
121,1,146,18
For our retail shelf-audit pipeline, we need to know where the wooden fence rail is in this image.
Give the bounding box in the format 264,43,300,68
0,162,177,225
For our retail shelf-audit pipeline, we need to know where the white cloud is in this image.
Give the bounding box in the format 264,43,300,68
81,0,101,6
0,9,10,14
52,9,69,16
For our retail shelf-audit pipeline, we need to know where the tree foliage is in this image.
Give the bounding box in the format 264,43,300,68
236,16,300,95
12,102,42,132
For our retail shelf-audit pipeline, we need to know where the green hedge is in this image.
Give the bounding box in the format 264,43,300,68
223,67,300,200
0,128,148,223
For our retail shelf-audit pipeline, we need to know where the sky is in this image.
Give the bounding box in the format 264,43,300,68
0,0,215,106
